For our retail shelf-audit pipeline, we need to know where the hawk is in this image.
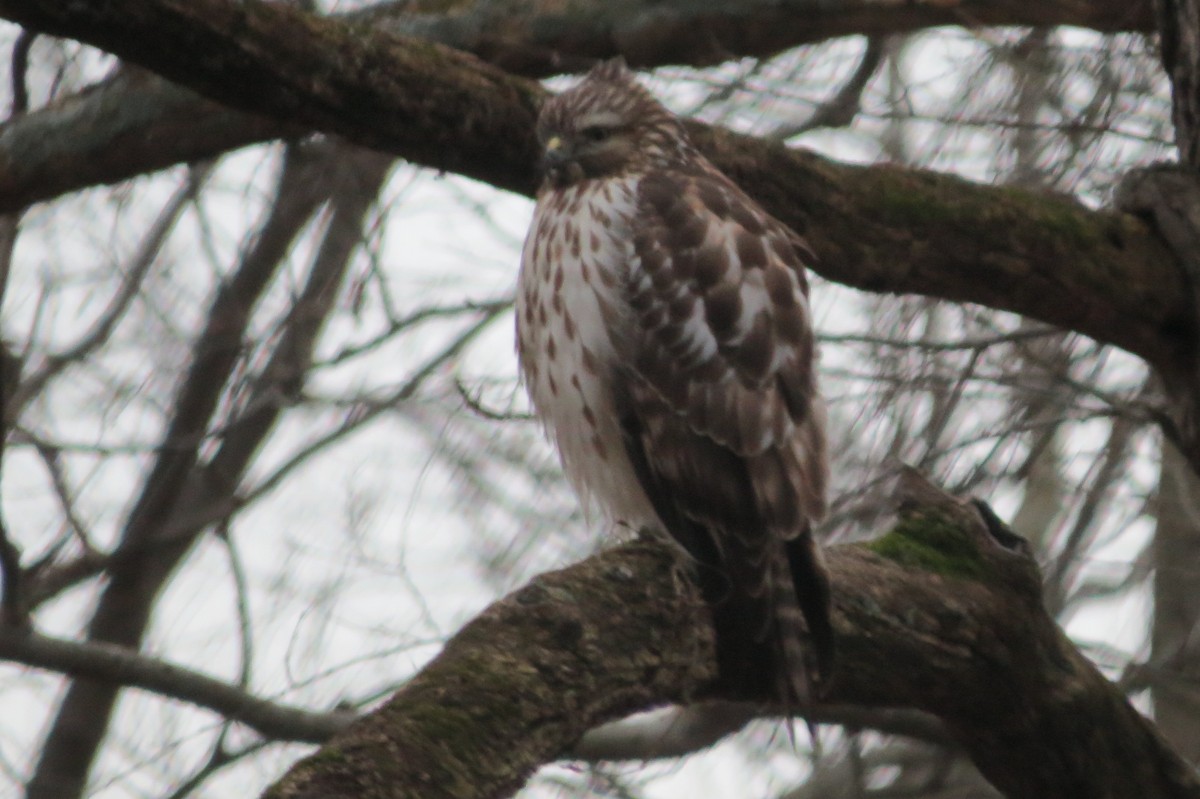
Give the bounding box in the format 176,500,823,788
516,59,833,707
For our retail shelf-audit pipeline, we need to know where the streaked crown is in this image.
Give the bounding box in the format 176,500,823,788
536,58,692,187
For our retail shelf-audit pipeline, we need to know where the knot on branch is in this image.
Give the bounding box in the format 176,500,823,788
1115,163,1200,280
868,467,1042,603
1115,164,1200,469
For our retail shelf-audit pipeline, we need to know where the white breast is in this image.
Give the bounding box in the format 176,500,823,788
516,176,659,529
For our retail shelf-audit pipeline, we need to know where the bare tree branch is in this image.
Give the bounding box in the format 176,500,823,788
0,0,1187,381
0,0,1157,210
262,472,1200,799
771,35,887,137
574,702,950,761
364,0,1152,76
0,628,353,743
26,141,340,799
11,161,210,415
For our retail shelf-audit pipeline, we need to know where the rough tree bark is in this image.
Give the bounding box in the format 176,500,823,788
0,0,1158,214
364,0,1154,75
2,0,1199,797
0,0,1189,384
1113,0,1200,768
263,472,1200,799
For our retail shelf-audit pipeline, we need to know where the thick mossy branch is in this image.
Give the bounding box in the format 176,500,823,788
264,541,715,799
0,0,1190,377
363,0,1152,76
866,509,988,581
263,472,1199,799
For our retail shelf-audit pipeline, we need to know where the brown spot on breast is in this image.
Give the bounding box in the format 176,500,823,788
548,373,559,396
643,304,668,330
569,228,581,258
767,232,798,263
660,320,688,348
546,334,557,360
570,373,582,391
581,345,599,375
764,265,796,305
697,181,730,216
736,312,774,380
776,303,807,343
629,287,653,313
589,231,601,252
668,216,707,250
705,283,742,337
735,231,768,269
582,404,598,427
650,258,677,290
670,249,695,281
639,245,665,275
693,357,726,382
596,293,620,325
730,201,766,234
597,265,617,289
663,200,690,230
553,265,565,291
563,308,576,340
639,173,678,212
669,294,696,322
538,300,548,326
693,245,727,288
590,434,608,460
777,370,811,422
552,291,563,314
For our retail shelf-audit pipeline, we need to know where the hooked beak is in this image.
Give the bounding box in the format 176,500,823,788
541,135,573,180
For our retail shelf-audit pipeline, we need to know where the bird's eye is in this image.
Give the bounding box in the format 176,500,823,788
581,125,612,143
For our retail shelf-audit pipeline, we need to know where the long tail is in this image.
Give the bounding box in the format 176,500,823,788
776,529,835,706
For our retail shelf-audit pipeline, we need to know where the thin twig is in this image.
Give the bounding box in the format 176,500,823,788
10,30,35,116
0,627,353,742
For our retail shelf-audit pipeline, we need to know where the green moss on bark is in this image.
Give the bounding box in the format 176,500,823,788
867,509,986,580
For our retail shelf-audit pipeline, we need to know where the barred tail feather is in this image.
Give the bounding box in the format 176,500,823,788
785,527,835,687
770,552,815,712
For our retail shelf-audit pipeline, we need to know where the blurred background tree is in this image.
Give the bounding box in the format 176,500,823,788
0,1,1193,797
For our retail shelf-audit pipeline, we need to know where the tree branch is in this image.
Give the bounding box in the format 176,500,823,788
362,0,1153,76
0,0,1156,211
262,471,1200,799
0,628,352,743
573,702,950,760
26,140,339,799
0,0,1188,379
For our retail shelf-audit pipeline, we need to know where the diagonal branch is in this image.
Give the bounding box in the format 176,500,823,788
0,0,1157,213
26,141,339,799
262,471,1200,799
362,0,1153,76
0,628,353,743
0,0,1188,379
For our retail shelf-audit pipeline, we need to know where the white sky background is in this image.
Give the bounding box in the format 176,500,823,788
0,18,1177,799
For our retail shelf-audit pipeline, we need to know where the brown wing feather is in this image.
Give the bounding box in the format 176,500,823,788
619,166,833,696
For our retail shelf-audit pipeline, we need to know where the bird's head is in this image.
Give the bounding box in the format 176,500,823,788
535,58,689,188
